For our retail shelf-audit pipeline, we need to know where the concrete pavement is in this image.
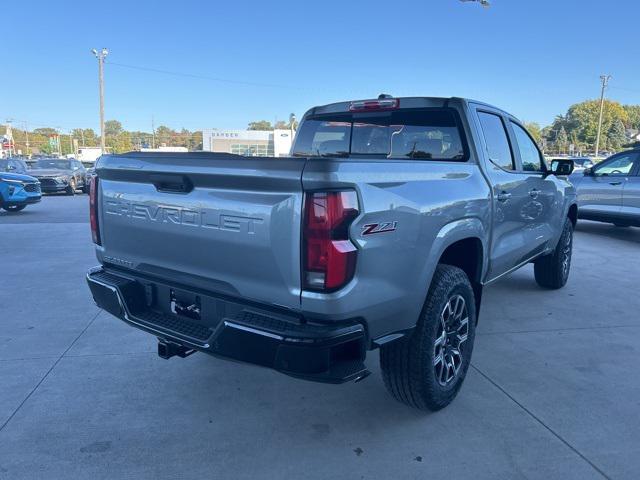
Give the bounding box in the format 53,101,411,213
1,195,638,479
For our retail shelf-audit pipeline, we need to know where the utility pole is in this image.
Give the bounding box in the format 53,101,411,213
92,48,109,154
594,74,611,158
23,122,30,157
151,116,156,149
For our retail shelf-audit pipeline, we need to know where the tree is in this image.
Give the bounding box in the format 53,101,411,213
71,128,98,147
607,118,626,150
155,125,177,146
248,120,273,131
556,126,568,154
623,105,640,130
523,122,542,145
565,99,628,148
33,127,57,136
104,120,123,137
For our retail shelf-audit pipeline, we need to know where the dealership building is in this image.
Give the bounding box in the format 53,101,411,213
202,129,293,157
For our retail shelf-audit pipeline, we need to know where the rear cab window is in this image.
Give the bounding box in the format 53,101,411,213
292,109,468,161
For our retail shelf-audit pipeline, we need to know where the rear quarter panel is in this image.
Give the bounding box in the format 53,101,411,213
301,159,491,341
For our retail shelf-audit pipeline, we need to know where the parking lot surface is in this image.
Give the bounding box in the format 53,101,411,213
1,195,639,480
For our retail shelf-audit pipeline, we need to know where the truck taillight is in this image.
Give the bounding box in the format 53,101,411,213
303,190,359,291
89,176,101,245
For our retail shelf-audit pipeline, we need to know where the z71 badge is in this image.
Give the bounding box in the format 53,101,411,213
361,222,398,236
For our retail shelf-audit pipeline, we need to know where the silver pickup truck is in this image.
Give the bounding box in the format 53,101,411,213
87,96,577,410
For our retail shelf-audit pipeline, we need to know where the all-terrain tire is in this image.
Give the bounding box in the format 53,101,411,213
380,264,476,411
534,217,573,289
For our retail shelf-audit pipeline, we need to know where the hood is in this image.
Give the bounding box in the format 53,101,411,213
30,169,73,177
0,171,39,183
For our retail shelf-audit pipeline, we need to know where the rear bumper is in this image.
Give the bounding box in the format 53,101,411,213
86,267,368,383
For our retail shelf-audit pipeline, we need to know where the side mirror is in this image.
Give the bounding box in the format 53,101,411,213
550,159,574,176
583,167,593,176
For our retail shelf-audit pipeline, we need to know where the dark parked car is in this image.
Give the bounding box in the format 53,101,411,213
0,158,30,174
570,149,640,227
29,158,89,195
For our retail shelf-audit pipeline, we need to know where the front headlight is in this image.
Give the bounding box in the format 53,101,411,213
55,176,69,184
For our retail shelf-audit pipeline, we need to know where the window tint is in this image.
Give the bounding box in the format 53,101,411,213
33,159,72,170
293,120,351,157
292,109,466,160
511,122,543,172
594,154,637,176
477,112,514,171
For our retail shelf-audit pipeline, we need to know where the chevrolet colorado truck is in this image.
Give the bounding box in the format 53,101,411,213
86,96,577,410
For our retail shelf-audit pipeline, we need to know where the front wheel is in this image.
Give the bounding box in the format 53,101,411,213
534,217,573,289
380,264,476,411
2,205,26,212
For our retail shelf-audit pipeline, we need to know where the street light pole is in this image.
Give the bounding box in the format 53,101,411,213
594,74,611,159
92,48,109,154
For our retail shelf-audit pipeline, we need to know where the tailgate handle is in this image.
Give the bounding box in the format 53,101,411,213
150,174,193,194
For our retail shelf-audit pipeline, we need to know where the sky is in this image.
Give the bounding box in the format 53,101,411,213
3,0,640,133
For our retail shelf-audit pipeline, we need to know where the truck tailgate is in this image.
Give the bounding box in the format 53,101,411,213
96,153,304,310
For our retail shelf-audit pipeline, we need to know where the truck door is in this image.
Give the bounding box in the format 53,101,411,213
473,108,548,280
620,154,640,224
578,152,638,221
506,119,560,258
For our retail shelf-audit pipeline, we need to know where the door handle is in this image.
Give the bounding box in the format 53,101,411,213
497,191,511,202
529,188,540,198
609,181,623,186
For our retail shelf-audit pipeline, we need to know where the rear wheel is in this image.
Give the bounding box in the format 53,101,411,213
66,178,76,195
2,205,26,212
380,265,476,411
534,217,573,289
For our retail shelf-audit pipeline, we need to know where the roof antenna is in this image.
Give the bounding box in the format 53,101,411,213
378,93,393,99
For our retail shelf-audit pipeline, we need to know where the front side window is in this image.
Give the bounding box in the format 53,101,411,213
511,122,543,172
292,109,466,160
594,154,637,176
477,112,514,171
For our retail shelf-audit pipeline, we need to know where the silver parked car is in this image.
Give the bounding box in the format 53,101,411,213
570,149,640,227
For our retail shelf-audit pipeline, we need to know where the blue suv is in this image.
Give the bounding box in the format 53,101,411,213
0,171,42,212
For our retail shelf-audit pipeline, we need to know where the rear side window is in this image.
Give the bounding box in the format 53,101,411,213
477,112,514,171
511,122,543,172
293,109,467,160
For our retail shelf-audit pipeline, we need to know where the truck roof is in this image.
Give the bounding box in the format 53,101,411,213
304,96,517,121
